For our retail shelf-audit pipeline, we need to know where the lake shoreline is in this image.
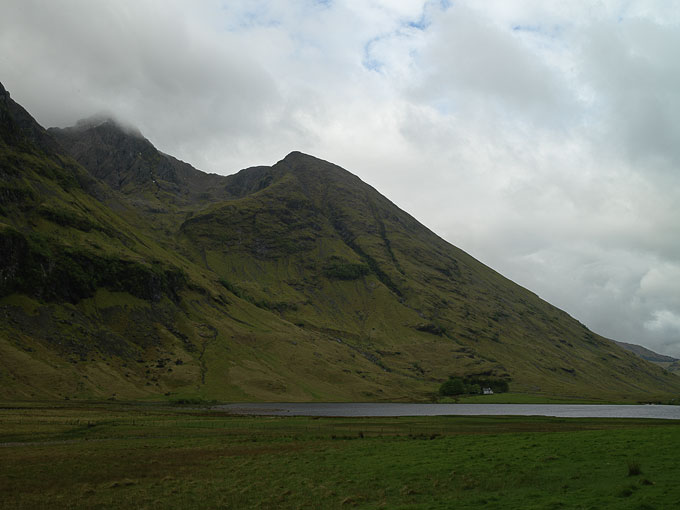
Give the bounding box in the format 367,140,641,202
213,402,680,419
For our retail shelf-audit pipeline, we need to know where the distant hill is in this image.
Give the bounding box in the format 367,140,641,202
614,341,678,363
1,81,678,402
614,341,680,375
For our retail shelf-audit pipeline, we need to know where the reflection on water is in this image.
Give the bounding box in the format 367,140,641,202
213,402,680,420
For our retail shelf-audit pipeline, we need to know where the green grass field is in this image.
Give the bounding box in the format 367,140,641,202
1,402,679,509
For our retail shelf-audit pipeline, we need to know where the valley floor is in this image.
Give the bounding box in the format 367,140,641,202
1,402,679,509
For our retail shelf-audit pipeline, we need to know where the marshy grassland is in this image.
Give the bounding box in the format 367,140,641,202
1,402,679,509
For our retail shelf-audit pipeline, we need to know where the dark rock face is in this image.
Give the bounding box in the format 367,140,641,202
0,227,28,297
222,165,275,198
0,226,185,304
50,119,161,190
49,120,229,206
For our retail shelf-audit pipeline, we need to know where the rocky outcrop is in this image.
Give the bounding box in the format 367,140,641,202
49,119,229,205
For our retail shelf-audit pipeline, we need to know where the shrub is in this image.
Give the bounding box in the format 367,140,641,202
439,378,465,396
627,460,642,476
467,384,481,395
439,376,510,397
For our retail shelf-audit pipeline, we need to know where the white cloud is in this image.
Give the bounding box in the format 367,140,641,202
580,17,680,170
409,4,577,127
645,310,680,335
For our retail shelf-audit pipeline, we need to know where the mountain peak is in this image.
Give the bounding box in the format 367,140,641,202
281,150,333,165
69,113,144,139
48,115,164,191
276,151,356,182
283,150,309,160
50,113,228,202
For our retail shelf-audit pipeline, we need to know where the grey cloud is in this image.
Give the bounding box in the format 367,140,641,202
581,18,680,170
0,0,281,172
408,4,577,127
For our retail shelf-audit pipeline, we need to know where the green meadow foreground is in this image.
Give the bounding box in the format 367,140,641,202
1,403,679,509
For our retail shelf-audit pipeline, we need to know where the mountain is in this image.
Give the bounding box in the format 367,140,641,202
1,82,678,402
614,341,678,363
614,341,680,375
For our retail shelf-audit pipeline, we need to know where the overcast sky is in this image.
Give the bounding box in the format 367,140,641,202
2,0,679,357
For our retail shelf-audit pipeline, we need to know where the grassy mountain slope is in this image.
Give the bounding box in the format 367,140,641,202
1,81,678,402
178,152,679,399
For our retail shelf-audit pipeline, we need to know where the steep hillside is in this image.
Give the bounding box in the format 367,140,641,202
177,152,679,399
0,82,222,399
1,81,678,402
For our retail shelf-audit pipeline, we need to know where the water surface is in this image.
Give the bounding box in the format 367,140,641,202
213,402,680,420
